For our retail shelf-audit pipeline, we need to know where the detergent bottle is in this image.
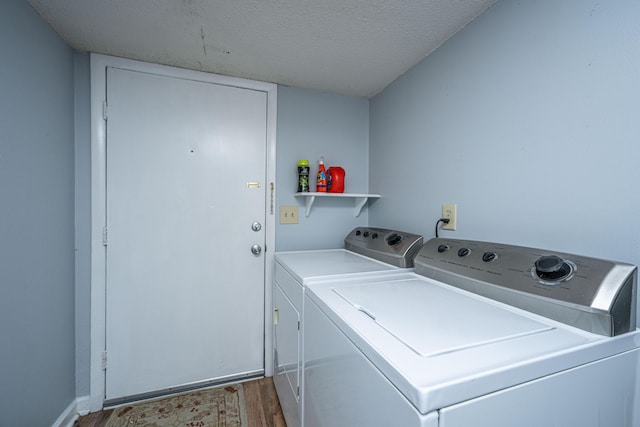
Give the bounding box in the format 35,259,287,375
316,157,327,192
328,166,345,193
297,159,310,192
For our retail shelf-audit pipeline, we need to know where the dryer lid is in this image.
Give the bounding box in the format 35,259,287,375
275,249,400,284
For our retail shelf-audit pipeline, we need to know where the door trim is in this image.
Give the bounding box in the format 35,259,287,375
89,53,277,411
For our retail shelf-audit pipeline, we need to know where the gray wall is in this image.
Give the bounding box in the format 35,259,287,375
369,0,640,324
74,52,92,399
275,86,370,251
0,0,76,425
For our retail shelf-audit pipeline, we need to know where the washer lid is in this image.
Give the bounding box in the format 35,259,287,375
306,273,623,414
334,279,552,357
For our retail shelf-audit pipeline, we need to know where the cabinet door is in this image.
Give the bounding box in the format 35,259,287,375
273,283,301,427
304,297,434,427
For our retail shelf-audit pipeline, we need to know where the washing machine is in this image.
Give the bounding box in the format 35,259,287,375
304,238,640,427
273,227,423,427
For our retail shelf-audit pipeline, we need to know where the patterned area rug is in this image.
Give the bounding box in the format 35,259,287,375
105,384,247,427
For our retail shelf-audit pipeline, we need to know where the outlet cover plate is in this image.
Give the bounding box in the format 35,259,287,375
442,203,457,230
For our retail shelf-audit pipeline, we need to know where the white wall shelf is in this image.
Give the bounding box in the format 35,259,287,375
294,192,381,217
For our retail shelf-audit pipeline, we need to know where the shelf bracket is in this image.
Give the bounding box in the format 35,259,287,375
304,195,316,217
354,197,368,217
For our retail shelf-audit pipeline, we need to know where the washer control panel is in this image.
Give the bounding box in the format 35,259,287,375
414,238,637,336
344,227,423,268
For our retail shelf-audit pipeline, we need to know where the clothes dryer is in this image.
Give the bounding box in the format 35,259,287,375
273,227,422,427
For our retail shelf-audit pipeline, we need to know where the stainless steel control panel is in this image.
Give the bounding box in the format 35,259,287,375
344,227,423,268
414,238,637,336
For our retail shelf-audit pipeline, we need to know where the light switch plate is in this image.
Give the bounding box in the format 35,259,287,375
279,206,299,224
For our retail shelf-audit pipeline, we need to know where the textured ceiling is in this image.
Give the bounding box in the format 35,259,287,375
26,0,496,98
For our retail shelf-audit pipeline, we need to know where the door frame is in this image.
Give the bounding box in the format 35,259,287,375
89,54,277,411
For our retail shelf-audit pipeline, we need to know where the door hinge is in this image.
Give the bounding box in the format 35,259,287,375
297,320,300,331
273,308,279,326
102,100,108,121
102,351,107,371
102,227,108,246
297,386,300,397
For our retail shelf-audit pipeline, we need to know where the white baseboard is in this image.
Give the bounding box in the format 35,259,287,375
51,400,77,427
51,395,90,427
76,395,91,416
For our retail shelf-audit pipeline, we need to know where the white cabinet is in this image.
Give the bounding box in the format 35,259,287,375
273,264,303,427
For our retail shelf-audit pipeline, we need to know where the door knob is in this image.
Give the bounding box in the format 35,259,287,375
251,244,262,255
251,222,262,232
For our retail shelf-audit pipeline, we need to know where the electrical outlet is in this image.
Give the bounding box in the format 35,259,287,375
442,204,457,230
279,206,299,224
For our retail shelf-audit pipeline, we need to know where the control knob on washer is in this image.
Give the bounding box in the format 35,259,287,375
534,255,574,282
386,233,402,246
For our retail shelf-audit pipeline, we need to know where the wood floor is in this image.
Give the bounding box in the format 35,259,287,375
73,377,286,427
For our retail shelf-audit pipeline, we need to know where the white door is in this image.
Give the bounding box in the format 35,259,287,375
104,67,266,400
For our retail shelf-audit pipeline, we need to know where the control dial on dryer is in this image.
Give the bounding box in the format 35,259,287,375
457,247,471,257
482,252,498,262
437,244,450,253
532,255,576,284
